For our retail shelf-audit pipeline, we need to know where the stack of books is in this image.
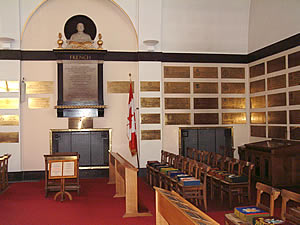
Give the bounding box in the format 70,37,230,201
234,206,269,223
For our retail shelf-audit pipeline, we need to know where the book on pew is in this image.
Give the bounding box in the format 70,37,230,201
160,167,178,174
147,161,159,166
234,206,269,223
154,164,169,169
254,216,293,225
167,171,185,178
176,174,192,181
179,177,201,186
224,174,248,183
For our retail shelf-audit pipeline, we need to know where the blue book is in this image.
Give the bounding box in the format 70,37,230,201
180,177,201,186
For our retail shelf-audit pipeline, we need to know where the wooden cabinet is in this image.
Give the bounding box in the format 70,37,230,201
238,139,300,187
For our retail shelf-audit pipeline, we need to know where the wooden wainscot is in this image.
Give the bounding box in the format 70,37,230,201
108,152,152,218
155,187,219,225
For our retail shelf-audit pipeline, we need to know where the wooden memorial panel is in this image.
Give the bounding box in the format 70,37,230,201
140,81,160,92
164,66,190,78
107,81,133,93
141,97,160,108
165,98,190,109
222,98,245,109
250,63,265,78
165,113,190,125
290,110,300,124
289,90,300,105
290,127,300,140
0,115,19,126
268,126,287,139
164,82,190,94
288,71,300,87
221,83,245,94
0,132,19,143
193,67,218,78
221,67,245,79
193,82,218,94
251,126,266,137
267,74,286,90
141,114,160,124
251,112,266,124
268,111,287,124
194,98,218,109
194,113,219,125
250,79,265,94
251,96,266,109
268,93,286,107
267,56,286,73
141,130,161,140
288,51,300,68
222,113,246,124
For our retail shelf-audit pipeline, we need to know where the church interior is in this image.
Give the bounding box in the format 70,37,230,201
0,0,299,224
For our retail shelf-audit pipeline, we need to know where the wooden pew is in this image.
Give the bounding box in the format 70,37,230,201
155,187,219,225
0,154,11,193
108,151,152,218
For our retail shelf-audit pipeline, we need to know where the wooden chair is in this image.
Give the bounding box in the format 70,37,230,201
0,154,11,193
281,189,300,225
186,147,195,160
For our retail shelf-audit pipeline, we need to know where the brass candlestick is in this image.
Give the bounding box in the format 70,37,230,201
57,33,63,48
97,33,103,50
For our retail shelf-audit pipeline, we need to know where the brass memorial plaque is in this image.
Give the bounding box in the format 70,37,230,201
0,132,19,143
193,82,218,94
194,98,218,109
267,74,286,90
140,81,160,92
288,71,300,87
165,113,190,125
250,112,266,124
221,98,245,109
221,83,245,94
222,113,246,124
140,98,160,108
251,126,266,137
250,63,265,78
221,67,245,79
141,114,160,124
290,110,300,124
68,117,93,129
107,81,133,93
164,66,190,78
0,115,19,126
268,126,287,139
0,81,19,92
193,67,218,78
194,113,219,125
290,127,300,140
250,79,265,93
268,93,286,107
250,96,266,109
164,82,190,94
267,56,286,74
288,51,300,68
141,130,161,140
268,111,287,124
289,90,300,105
165,98,190,109
26,81,54,94
0,98,19,109
63,62,98,101
28,97,50,109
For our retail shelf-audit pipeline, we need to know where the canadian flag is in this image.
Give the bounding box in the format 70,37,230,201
127,81,137,156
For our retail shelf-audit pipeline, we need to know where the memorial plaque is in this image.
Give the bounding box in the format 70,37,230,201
28,97,50,109
250,79,265,93
0,98,19,109
193,67,218,78
267,56,286,73
221,67,245,79
290,110,300,124
68,117,93,129
165,98,190,109
0,115,19,126
267,74,286,90
164,82,190,94
250,112,266,124
268,126,287,139
165,113,190,125
140,81,160,92
63,61,98,102
268,93,286,107
251,126,266,137
222,113,246,124
250,96,266,109
107,81,133,93
140,97,160,108
250,63,265,78
222,98,245,109
268,111,287,124
164,66,190,78
289,90,300,105
0,81,19,92
0,132,19,143
193,82,218,93
194,98,218,109
141,114,160,124
288,51,300,68
26,81,54,94
141,130,161,140
194,113,218,124
221,83,245,94
290,127,300,140
288,71,300,87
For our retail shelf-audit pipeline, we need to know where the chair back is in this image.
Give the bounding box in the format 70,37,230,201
186,147,196,160
281,189,300,224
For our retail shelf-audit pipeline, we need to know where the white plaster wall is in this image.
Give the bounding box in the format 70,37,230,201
161,0,250,54
248,0,300,53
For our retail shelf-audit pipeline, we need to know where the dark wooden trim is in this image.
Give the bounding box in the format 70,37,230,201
0,50,21,60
